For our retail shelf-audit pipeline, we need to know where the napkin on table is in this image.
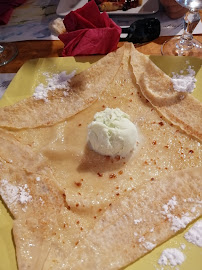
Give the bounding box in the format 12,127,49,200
0,0,27,25
59,0,122,56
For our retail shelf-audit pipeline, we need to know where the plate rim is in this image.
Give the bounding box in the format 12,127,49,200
56,0,160,17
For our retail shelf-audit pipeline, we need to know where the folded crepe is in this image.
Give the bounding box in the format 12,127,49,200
0,45,124,128
0,43,202,270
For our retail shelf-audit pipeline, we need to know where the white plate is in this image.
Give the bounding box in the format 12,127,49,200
56,0,159,17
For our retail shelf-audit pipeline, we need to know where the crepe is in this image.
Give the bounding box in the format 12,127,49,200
57,167,202,270
0,43,202,270
130,48,202,142
0,129,86,270
0,45,124,129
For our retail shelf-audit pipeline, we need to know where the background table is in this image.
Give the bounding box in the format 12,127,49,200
0,35,202,74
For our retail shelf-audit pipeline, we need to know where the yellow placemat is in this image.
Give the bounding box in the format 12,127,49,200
0,56,102,107
149,55,202,102
0,55,201,270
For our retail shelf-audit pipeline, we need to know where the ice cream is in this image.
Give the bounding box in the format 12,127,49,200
87,108,139,157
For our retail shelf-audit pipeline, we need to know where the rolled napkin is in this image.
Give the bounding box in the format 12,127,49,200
0,0,27,25
59,0,122,56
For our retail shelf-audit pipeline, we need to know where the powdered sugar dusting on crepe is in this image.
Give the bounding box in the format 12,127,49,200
0,179,32,205
161,196,195,232
33,70,76,101
142,241,156,250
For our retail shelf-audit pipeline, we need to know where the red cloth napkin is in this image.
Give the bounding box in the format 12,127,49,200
0,0,27,25
59,0,122,56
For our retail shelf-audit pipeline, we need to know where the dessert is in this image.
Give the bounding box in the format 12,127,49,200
91,0,142,12
0,43,201,270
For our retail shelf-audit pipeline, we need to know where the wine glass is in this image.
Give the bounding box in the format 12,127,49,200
161,0,202,56
0,43,18,66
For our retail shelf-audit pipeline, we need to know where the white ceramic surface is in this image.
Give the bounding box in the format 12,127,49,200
56,0,159,17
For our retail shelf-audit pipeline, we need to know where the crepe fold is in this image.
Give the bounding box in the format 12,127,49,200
130,47,202,143
0,45,124,129
0,43,202,270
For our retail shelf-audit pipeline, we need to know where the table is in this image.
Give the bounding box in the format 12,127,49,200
0,35,201,74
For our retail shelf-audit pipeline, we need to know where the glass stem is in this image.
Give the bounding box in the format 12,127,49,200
0,45,4,54
177,9,200,54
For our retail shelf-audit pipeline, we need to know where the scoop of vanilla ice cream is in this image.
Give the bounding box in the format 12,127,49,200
87,108,139,157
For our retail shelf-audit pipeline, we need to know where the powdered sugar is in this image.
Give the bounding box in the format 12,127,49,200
143,241,156,250
183,197,202,204
138,236,145,243
0,179,19,204
158,248,185,267
191,206,196,213
184,219,202,247
171,65,197,93
134,218,142,224
0,179,32,205
161,196,194,232
156,220,202,269
39,197,45,205
134,232,156,251
161,196,178,215
180,243,186,250
171,213,193,232
18,184,32,204
33,70,76,102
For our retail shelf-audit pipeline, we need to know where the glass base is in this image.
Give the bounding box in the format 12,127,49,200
0,43,18,67
161,36,202,57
